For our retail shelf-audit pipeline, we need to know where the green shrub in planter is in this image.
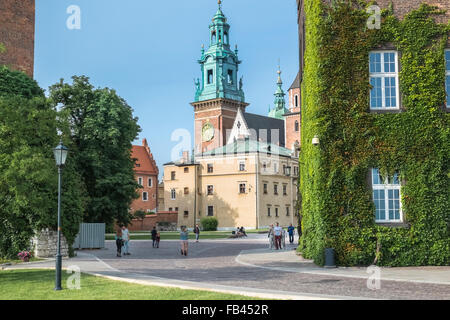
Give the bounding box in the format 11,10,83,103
201,217,218,231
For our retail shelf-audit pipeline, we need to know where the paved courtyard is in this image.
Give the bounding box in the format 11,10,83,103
3,234,450,300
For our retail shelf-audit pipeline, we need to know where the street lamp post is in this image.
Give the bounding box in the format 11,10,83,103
53,140,68,291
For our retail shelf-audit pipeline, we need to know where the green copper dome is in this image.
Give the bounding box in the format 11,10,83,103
268,68,288,120
194,2,245,103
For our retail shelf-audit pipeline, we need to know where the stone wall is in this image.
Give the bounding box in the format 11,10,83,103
120,212,178,232
31,229,69,258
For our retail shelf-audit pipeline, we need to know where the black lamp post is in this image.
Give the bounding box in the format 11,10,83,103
53,140,68,291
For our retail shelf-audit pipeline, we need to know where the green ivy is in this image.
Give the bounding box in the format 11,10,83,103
300,1,449,266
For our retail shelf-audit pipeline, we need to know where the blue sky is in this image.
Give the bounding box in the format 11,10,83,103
35,0,299,172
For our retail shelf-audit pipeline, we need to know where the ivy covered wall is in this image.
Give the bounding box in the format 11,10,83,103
299,0,449,266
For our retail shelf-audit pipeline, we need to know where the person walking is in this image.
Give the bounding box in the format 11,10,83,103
268,224,274,249
180,227,189,256
121,225,130,255
273,222,282,250
287,223,295,244
155,231,161,248
115,228,123,257
151,226,157,248
194,224,200,242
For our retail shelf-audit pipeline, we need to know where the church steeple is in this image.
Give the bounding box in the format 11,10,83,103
194,1,245,103
268,66,288,119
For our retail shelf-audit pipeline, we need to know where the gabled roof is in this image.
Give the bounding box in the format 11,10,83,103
243,112,285,147
289,72,300,90
132,139,159,175
198,139,294,158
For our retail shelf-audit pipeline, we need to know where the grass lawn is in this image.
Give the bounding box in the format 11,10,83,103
105,229,269,241
0,257,43,265
0,269,257,300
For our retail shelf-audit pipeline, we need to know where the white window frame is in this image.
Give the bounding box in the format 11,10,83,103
207,185,214,196
371,168,402,223
171,189,176,200
148,178,153,188
369,51,400,110
239,183,246,194
142,192,148,202
239,161,246,172
138,177,143,186
445,49,450,108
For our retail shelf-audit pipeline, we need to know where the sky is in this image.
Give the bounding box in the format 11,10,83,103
34,0,299,174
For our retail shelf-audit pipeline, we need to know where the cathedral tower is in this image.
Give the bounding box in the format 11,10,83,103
191,1,249,154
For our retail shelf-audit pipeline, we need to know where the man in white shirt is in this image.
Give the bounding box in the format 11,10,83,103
121,226,130,255
273,222,283,250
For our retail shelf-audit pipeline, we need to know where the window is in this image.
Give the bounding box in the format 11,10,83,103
295,120,299,132
142,192,148,201
239,183,246,194
446,49,450,108
239,161,246,171
294,95,299,107
208,206,214,216
228,69,233,85
207,164,214,173
138,177,143,186
294,166,299,176
184,167,189,173
171,189,176,200
207,69,214,84
184,211,189,218
207,185,214,196
262,162,267,172
274,184,278,195
175,207,178,212
286,206,290,216
372,168,402,222
267,207,271,217
275,208,279,217
169,207,172,211
148,178,153,187
184,187,189,195
369,51,399,109
263,183,268,194
171,171,176,180
283,184,287,196
273,162,278,174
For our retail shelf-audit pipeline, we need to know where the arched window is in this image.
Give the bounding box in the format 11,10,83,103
295,120,299,132
211,31,216,44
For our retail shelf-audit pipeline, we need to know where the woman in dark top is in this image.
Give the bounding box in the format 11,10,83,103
115,229,123,257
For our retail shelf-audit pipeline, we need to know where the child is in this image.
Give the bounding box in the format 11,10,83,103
156,232,161,248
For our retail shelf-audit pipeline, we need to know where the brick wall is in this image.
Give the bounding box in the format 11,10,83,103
0,0,35,77
126,212,178,231
375,0,450,23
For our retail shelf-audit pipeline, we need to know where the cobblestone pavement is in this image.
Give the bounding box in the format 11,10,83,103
89,236,450,300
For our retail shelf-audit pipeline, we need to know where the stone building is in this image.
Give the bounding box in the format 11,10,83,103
296,0,449,266
130,138,159,214
0,0,35,77
164,2,300,230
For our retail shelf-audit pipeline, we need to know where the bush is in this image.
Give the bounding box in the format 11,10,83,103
200,217,218,231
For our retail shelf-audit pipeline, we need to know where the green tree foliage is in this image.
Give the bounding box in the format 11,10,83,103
49,76,141,227
0,68,85,258
300,1,449,266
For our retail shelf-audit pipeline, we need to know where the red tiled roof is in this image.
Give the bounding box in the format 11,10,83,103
132,139,159,175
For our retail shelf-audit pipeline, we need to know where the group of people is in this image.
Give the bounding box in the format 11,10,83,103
114,225,131,257
268,223,296,250
235,226,247,237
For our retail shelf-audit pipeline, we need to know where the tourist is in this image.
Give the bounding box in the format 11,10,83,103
121,225,130,255
155,232,161,248
288,223,295,244
194,224,200,242
180,226,189,256
268,224,274,249
115,228,123,257
273,222,283,250
151,226,157,248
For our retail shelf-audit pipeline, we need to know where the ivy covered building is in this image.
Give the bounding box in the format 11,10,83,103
296,0,449,266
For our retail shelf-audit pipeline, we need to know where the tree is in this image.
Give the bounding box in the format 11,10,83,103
49,76,141,227
0,67,85,258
